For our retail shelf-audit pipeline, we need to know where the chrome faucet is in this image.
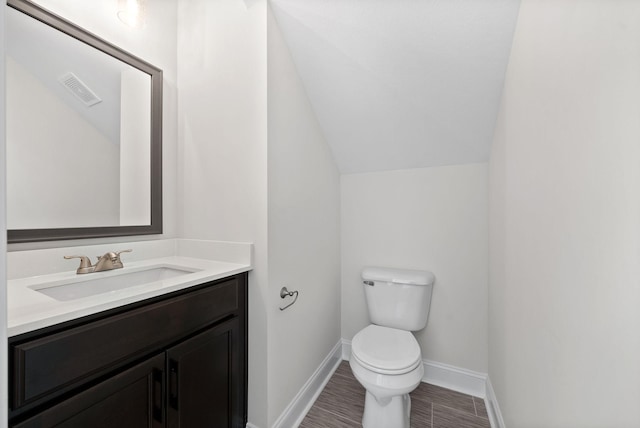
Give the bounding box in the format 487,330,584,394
64,249,132,274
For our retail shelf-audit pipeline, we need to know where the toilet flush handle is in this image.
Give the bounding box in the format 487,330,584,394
363,281,374,286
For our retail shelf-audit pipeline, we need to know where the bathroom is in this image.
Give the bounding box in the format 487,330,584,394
1,0,640,427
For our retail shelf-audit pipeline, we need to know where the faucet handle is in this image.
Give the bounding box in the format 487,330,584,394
115,249,133,258
64,255,95,274
111,249,132,268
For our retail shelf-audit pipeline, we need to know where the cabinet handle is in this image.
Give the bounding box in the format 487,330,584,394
169,359,179,410
152,368,163,423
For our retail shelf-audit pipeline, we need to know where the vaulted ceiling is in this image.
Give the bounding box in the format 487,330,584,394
270,0,521,174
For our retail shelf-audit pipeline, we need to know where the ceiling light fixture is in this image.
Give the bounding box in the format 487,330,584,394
117,0,146,29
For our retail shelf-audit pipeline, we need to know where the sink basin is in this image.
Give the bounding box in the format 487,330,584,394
31,266,200,301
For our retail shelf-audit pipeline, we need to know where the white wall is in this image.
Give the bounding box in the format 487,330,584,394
489,0,640,426
177,5,342,427
267,6,341,425
120,68,151,226
7,58,120,228
341,164,488,373
176,0,269,426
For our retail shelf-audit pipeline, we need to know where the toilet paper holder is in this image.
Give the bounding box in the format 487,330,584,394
279,287,299,311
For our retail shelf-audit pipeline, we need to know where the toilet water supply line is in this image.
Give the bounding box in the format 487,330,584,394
279,287,299,311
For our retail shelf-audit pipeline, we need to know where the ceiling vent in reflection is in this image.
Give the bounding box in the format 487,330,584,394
58,72,102,107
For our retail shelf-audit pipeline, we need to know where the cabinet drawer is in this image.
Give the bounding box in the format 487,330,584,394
12,354,165,428
11,277,239,409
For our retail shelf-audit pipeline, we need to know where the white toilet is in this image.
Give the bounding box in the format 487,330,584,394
349,266,435,428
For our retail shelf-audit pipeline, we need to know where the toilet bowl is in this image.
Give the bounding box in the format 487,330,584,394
350,324,424,428
350,267,435,428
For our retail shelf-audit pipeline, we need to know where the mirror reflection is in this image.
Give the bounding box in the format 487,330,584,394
6,0,163,242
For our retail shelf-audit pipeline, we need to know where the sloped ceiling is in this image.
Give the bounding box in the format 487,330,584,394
270,0,521,174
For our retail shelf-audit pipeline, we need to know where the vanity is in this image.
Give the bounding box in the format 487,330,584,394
6,241,252,428
5,0,252,425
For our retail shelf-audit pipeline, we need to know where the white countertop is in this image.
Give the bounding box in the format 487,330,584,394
7,240,252,337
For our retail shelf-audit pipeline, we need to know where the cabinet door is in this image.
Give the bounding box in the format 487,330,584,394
167,318,241,428
12,354,165,428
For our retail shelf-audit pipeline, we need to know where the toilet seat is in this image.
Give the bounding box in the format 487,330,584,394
352,325,422,375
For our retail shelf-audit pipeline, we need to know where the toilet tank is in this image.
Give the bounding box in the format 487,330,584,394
362,267,435,331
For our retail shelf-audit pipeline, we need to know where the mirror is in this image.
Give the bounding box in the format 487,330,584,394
6,0,162,243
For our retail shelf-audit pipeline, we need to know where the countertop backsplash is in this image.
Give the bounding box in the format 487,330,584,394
7,239,252,280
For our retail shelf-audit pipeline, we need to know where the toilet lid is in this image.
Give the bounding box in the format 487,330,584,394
351,325,422,375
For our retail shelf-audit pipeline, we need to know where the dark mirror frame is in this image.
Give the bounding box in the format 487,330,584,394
7,0,163,243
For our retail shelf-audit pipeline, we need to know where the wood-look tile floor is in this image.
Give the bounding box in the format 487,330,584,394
300,361,490,428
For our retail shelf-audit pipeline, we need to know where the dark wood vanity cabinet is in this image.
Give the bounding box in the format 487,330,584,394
13,353,166,428
8,273,248,428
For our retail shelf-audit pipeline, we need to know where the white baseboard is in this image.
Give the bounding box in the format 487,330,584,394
342,339,486,398
271,340,343,428
485,377,505,428
341,338,352,361
422,359,487,398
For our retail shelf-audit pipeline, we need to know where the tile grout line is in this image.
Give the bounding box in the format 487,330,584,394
472,396,490,421
473,396,478,416
431,402,434,428
427,401,477,418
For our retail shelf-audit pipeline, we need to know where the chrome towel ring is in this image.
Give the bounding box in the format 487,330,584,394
279,287,299,311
